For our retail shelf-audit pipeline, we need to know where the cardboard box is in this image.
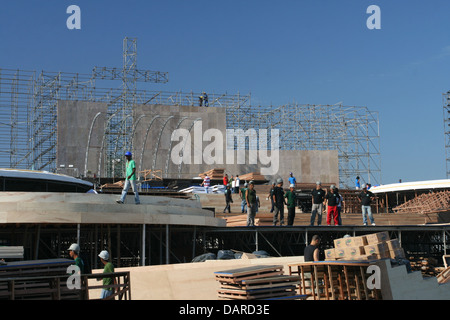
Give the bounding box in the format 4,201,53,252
334,238,345,248
388,248,405,259
385,239,401,251
353,254,378,261
366,231,390,244
350,236,368,247
335,248,346,259
334,236,368,248
344,246,365,259
364,243,389,258
325,248,336,260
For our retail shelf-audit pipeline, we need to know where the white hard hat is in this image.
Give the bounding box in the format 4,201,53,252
98,250,109,261
277,178,283,183
68,243,80,253
289,184,295,188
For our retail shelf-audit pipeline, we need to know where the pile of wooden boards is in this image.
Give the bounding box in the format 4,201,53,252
238,172,267,182
215,265,303,300
408,256,442,277
0,246,24,259
199,168,225,179
100,180,124,189
325,232,406,261
393,190,450,214
224,213,274,227
437,266,450,284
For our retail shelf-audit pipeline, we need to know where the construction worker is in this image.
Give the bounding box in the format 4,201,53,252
246,181,257,226
304,235,321,262
68,243,85,274
267,182,276,213
223,184,233,214
358,184,376,226
325,185,340,226
98,250,116,299
272,178,286,226
285,184,296,226
239,182,248,213
203,92,209,107
310,181,325,226
288,172,296,185
116,151,140,205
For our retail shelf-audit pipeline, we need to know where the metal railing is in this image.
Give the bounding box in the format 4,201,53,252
0,271,131,300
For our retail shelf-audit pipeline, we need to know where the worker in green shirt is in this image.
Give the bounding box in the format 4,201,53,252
68,243,85,274
285,184,296,226
116,151,140,205
98,250,116,299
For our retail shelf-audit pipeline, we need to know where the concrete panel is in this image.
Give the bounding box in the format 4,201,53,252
57,101,339,184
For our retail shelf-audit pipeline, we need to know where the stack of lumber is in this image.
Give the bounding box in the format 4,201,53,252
393,191,450,214
0,246,24,259
325,232,406,261
199,168,225,179
100,180,124,189
215,265,302,300
408,256,442,277
437,266,450,284
238,172,267,182
224,213,274,227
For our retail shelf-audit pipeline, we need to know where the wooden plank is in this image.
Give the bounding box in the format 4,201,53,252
214,265,284,283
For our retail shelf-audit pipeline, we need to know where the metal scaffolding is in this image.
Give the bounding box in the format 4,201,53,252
444,91,450,178
0,38,380,188
225,103,381,188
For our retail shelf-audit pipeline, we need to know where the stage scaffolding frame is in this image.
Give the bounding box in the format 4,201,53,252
0,39,380,188
444,91,450,178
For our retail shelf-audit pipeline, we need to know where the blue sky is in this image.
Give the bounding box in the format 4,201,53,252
1,0,449,184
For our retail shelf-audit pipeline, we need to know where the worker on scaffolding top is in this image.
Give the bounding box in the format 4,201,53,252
203,92,208,107
199,92,208,107
116,151,140,205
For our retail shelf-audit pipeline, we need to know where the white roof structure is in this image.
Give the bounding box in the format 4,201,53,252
370,179,450,194
0,168,93,188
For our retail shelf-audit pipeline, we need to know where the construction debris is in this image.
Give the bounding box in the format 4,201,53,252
215,265,303,300
393,191,450,214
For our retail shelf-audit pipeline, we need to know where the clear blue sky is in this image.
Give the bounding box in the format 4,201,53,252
1,0,449,184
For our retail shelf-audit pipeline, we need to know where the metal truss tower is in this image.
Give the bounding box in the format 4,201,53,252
443,91,450,178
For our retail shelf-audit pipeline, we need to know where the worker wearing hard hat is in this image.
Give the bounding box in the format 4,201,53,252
98,250,116,299
272,178,286,226
284,184,296,226
68,243,85,274
116,151,140,205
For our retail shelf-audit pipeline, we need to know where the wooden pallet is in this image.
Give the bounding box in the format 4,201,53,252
215,265,302,300
218,286,297,300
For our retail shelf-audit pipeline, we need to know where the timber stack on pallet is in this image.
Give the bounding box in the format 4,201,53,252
224,213,275,227
215,265,304,300
393,190,450,214
199,168,225,180
238,172,267,182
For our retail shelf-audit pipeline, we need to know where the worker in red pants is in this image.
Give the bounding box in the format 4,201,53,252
325,185,340,226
